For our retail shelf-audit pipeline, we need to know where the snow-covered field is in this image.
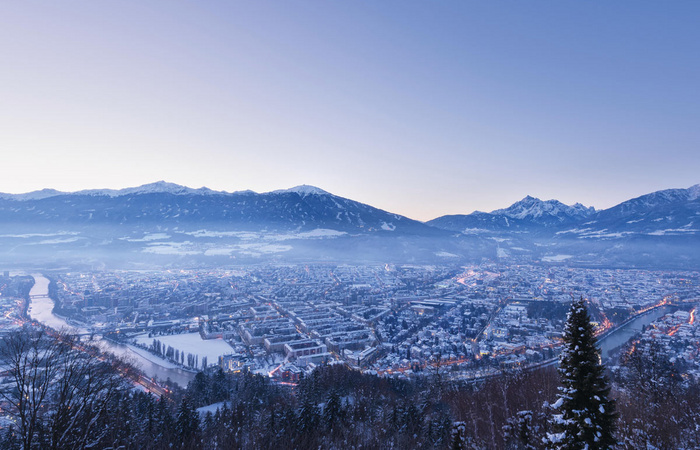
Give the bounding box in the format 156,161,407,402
542,254,573,262
124,343,180,369
141,228,347,257
196,401,231,417
122,233,171,242
134,332,234,363
183,228,346,241
143,241,200,255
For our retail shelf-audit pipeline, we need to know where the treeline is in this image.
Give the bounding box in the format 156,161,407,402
147,338,208,370
3,326,700,448
180,365,560,449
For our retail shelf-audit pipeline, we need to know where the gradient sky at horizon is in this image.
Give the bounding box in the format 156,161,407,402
1,1,699,221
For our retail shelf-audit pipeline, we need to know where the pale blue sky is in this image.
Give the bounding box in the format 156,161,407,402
1,1,698,220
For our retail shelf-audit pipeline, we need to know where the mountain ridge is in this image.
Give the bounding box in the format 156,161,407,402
0,182,697,269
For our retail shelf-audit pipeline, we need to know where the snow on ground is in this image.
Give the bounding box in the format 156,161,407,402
542,254,573,262
203,247,237,256
142,242,201,255
32,237,83,245
184,230,258,239
122,233,171,242
124,343,180,369
197,401,231,417
381,222,396,231
497,248,509,258
183,228,345,241
555,228,593,235
435,251,458,258
236,243,293,255
265,229,347,241
294,228,347,238
578,231,630,239
0,231,79,238
134,332,234,363
203,243,292,256
461,228,490,234
647,228,698,236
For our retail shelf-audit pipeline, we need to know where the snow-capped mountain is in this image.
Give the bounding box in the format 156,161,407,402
558,184,700,237
0,181,226,200
0,182,458,268
426,196,595,233
492,196,595,224
0,182,441,235
0,182,698,269
270,185,331,197
427,184,700,269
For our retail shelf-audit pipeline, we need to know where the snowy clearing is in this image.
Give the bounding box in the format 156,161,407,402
142,242,201,255
123,343,180,369
381,222,396,231
435,251,459,258
134,332,234,364
542,254,573,262
122,233,171,242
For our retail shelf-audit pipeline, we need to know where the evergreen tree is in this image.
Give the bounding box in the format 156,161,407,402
155,395,175,448
323,388,343,433
503,410,536,449
548,297,617,449
176,395,201,449
451,421,466,450
297,393,320,447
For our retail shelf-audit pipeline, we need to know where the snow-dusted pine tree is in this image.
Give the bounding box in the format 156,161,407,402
548,297,617,449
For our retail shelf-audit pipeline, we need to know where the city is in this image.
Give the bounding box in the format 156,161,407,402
3,264,695,385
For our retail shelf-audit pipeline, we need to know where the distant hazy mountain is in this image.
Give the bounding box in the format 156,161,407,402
493,196,595,224
0,182,697,269
426,195,596,233
427,184,700,269
0,181,441,235
0,182,460,268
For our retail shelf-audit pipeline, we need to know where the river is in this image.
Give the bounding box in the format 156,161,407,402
26,274,196,387
597,306,676,360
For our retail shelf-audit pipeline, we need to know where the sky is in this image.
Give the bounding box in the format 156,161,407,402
1,1,699,221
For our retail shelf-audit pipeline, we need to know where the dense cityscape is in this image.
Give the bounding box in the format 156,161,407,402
37,264,699,380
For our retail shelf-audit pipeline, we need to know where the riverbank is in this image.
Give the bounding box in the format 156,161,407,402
26,274,196,386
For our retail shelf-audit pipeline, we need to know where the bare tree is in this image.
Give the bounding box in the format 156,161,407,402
47,335,128,449
0,326,128,449
0,327,65,449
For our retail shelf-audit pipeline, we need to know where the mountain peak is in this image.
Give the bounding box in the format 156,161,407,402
492,196,595,222
77,181,221,197
271,185,331,196
0,182,226,201
0,188,66,201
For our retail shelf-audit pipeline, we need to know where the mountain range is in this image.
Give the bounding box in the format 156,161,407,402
0,181,697,269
